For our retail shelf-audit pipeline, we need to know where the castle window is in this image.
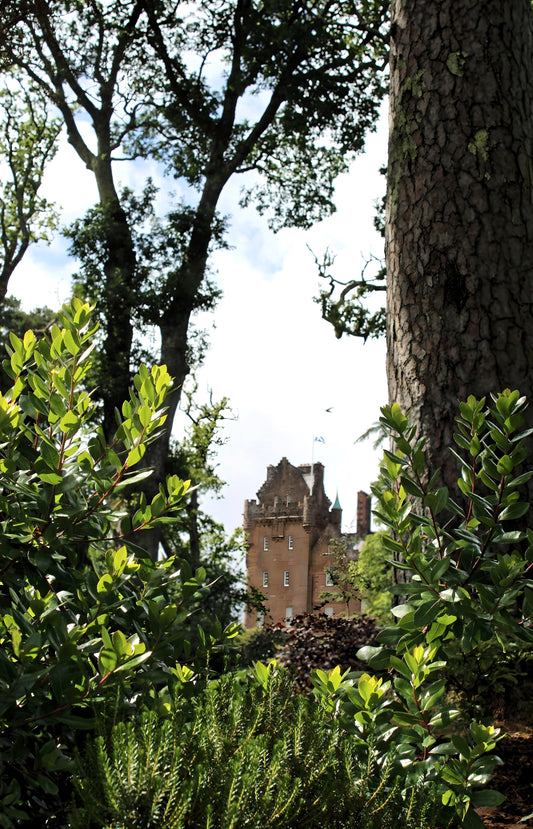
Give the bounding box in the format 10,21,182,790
263,571,269,587
274,496,279,507
284,570,290,587
285,607,293,619
288,535,294,550
326,566,334,587
263,536,269,551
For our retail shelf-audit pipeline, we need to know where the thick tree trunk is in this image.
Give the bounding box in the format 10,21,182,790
386,0,533,490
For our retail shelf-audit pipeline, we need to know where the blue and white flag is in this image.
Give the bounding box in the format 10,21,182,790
314,435,325,444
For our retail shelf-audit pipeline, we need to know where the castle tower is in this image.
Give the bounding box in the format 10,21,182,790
243,458,346,627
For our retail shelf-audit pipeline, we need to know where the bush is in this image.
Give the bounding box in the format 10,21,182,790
236,624,288,666
276,613,379,694
71,391,531,829
366,391,533,686
72,661,449,829
0,299,238,824
356,390,533,827
351,531,394,621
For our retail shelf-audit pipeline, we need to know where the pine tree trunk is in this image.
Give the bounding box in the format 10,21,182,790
386,0,533,490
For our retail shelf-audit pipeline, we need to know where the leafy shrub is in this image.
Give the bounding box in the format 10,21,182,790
350,530,394,621
72,661,449,829
70,392,531,829
356,390,533,827
236,624,288,666
276,613,379,694
366,391,533,675
0,299,238,824
313,654,502,829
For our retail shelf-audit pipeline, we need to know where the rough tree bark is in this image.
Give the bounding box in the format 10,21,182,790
386,0,533,490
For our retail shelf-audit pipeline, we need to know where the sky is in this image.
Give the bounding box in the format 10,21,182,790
11,106,389,537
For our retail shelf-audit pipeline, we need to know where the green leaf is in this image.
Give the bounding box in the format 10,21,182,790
113,651,151,673
63,329,80,356
126,444,146,467
159,604,178,628
469,436,481,456
507,470,533,489
496,454,513,474
113,547,128,575
34,461,62,485
356,645,386,665
494,530,524,544
389,654,412,679
96,574,113,595
436,613,457,626
470,790,505,808
391,603,413,619
392,710,422,726
401,476,424,497
499,501,530,521
111,630,128,657
98,648,118,675
59,410,79,433
137,405,152,428
454,433,471,451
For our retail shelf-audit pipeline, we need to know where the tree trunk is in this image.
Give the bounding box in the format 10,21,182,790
138,174,227,559
386,0,533,490
92,158,136,443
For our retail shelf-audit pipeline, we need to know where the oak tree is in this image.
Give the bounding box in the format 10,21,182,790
0,79,60,301
1,1,388,557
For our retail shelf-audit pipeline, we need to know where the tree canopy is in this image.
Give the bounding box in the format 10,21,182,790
1,1,389,556
0,79,60,301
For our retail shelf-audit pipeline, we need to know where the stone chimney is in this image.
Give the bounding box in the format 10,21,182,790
356,490,371,538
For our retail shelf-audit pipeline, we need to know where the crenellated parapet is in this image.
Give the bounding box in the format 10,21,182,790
247,457,334,530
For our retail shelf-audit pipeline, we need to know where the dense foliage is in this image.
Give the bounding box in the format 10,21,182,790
73,661,450,829
1,301,528,828
277,614,378,694
1,0,389,496
368,391,533,663
0,79,60,299
351,531,393,621
357,389,533,826
0,299,238,824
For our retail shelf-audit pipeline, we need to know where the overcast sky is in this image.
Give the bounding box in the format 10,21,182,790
12,105,389,537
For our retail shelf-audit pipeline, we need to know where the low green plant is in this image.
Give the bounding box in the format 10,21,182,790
73,661,447,828
312,653,502,829
0,298,239,825
370,391,533,660
353,390,533,828
236,624,288,666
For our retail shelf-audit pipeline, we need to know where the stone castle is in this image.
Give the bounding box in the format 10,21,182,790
243,457,371,627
